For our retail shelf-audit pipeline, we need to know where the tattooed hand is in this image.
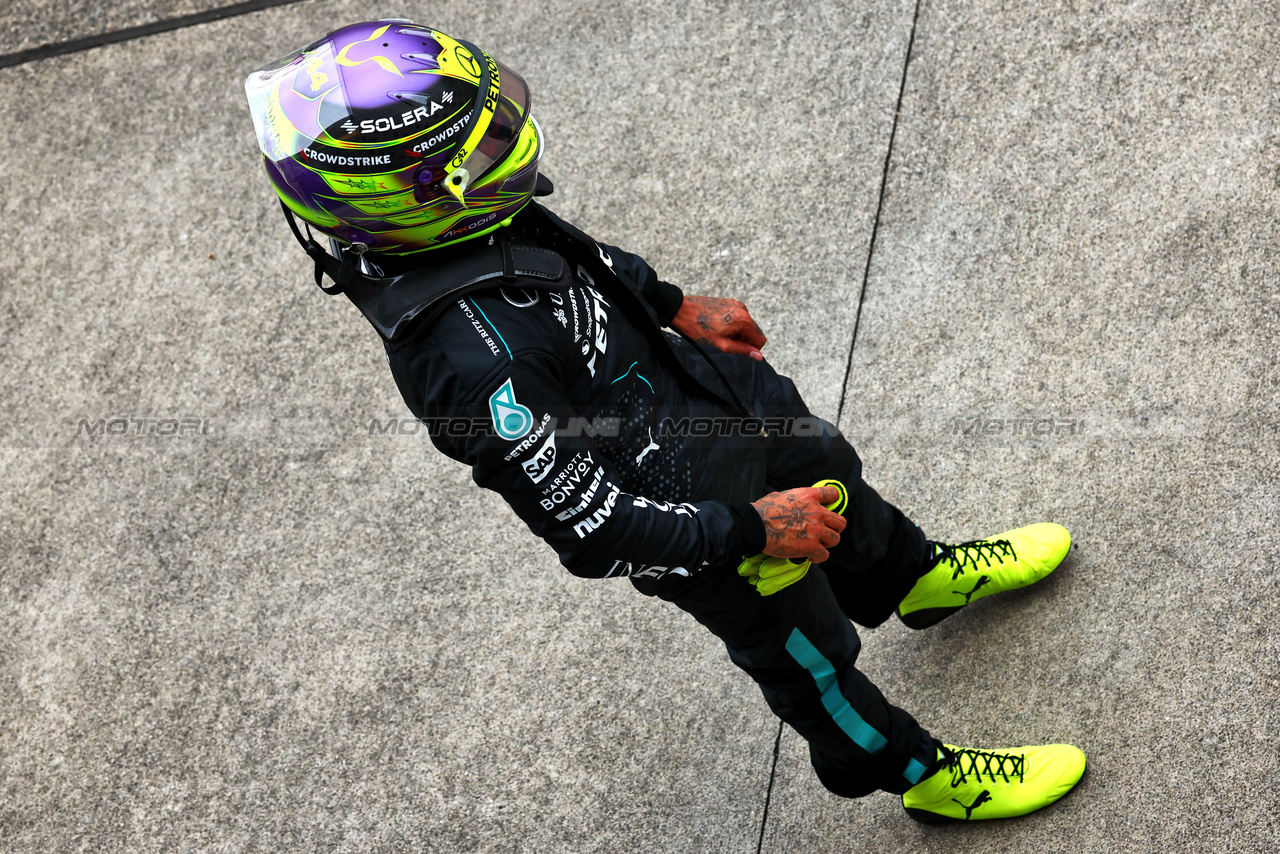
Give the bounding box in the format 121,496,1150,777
671,295,768,361
751,486,847,563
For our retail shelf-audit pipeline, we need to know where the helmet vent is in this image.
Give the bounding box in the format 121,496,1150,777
401,52,440,69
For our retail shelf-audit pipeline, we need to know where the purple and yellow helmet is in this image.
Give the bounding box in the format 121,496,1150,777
246,20,543,255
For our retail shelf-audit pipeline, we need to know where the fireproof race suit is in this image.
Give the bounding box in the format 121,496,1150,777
381,200,942,796
384,202,783,585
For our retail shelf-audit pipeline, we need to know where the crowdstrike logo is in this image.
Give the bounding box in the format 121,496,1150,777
302,149,391,167
411,114,470,154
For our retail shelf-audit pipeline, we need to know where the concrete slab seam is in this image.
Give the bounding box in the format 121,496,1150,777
0,0,310,69
755,721,784,854
836,0,925,425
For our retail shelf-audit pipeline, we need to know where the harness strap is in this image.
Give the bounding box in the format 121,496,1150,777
281,201,348,295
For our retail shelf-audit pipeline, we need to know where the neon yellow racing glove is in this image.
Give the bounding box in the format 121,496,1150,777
737,478,849,596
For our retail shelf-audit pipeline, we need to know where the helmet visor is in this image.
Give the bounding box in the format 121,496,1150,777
246,36,357,162
466,57,531,180
441,48,532,194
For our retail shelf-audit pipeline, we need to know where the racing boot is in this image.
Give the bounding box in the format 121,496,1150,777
902,743,1086,824
896,523,1071,630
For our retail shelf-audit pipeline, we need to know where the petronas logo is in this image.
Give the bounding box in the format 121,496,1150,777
489,378,533,440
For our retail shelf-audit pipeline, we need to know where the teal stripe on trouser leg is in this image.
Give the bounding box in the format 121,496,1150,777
784,628,888,755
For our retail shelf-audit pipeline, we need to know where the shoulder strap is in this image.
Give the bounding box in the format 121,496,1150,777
371,242,566,344
279,202,568,344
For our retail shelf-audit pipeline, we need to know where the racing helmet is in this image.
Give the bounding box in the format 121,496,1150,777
246,20,543,256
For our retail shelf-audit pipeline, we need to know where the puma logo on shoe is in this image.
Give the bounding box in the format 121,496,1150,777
899,526,1068,630
952,575,991,604
951,790,993,819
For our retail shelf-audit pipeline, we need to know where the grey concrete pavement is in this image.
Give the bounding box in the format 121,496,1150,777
6,0,1278,850
0,1,915,851
763,0,1280,852
0,0,250,55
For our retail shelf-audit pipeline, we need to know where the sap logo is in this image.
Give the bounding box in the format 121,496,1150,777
489,379,533,441
520,433,557,484
571,482,622,538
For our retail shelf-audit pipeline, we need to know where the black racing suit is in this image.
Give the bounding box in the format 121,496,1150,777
383,202,941,796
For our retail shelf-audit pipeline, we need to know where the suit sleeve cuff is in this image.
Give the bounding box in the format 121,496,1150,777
646,279,685,326
727,502,767,560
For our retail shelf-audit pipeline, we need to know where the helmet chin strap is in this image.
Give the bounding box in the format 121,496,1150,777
280,200,368,295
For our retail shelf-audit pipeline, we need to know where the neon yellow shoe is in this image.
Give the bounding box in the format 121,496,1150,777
903,743,1086,824
897,523,1071,629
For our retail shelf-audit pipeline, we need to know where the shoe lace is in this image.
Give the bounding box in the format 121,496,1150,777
947,747,1025,787
934,538,1017,580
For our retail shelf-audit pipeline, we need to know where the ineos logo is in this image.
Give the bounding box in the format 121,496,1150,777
502,288,540,308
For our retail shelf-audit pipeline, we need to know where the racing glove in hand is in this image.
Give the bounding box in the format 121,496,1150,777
739,479,849,596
